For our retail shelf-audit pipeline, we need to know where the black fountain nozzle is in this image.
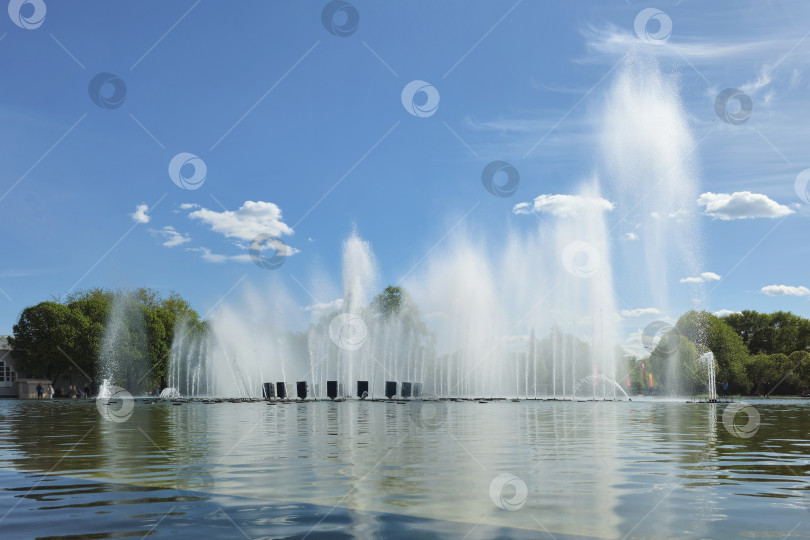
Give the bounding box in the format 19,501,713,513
357,381,369,399
262,383,275,400
275,382,287,400
385,381,397,400
327,380,338,400
401,382,413,398
296,381,308,400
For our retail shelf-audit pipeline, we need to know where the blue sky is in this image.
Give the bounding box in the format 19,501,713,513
2,1,809,351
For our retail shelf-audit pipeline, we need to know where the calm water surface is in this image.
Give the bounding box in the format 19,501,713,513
0,399,808,539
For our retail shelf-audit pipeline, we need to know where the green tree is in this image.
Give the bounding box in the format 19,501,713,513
792,351,810,391
9,302,92,381
10,288,205,393
724,310,810,356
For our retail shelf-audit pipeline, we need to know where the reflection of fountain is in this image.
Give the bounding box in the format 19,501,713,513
168,54,701,400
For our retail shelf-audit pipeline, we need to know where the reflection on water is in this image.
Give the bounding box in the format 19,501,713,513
0,399,809,539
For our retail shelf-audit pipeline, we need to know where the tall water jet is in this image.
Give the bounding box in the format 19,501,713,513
99,294,148,395
168,315,210,396
337,232,378,393
600,52,703,305
599,52,704,390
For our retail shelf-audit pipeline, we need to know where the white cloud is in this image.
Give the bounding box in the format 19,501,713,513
131,204,150,224
620,307,660,318
761,284,810,297
622,329,648,359
697,191,794,220
623,232,638,241
512,202,532,214
179,203,199,210
513,194,614,218
188,200,294,241
149,226,191,247
302,298,344,314
680,272,721,284
650,209,689,220
187,247,252,264
713,310,740,317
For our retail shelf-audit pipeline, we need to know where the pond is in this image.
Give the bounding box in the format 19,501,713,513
0,398,808,539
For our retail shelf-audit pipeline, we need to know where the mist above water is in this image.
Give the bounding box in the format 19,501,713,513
166,54,702,399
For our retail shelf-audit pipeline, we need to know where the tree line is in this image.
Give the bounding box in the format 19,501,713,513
632,310,810,396
9,285,810,397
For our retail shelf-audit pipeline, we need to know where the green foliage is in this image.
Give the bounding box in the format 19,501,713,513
10,288,203,390
370,286,405,319
724,310,810,356
368,285,434,349
10,302,93,380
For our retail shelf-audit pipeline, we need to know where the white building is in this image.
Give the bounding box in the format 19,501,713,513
0,335,19,397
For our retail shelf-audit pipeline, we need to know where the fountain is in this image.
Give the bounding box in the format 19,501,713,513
166,53,703,401
98,294,149,395
159,387,180,400
700,352,717,402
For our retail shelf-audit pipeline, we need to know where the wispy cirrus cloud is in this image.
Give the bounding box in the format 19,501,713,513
620,307,660,318
149,226,191,248
186,247,252,264
581,24,796,64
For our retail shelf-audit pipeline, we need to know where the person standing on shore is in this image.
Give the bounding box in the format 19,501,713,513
47,384,54,399
36,383,43,399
